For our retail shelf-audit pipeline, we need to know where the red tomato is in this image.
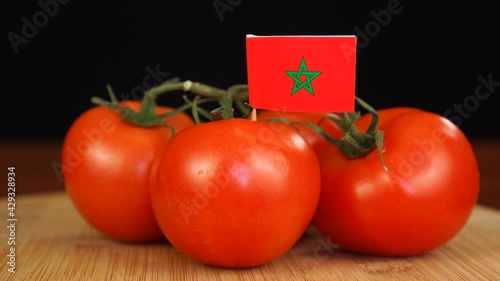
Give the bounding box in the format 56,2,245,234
355,107,422,133
150,118,321,267
62,101,195,242
257,110,343,150
312,108,480,256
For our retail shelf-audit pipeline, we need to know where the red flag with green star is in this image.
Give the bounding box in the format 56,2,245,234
245,35,357,112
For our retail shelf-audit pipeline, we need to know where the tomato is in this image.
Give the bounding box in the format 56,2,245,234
257,110,343,150
311,107,480,256
150,118,321,267
354,107,422,133
62,100,195,243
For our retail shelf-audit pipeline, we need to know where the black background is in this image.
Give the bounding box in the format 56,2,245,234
2,0,499,141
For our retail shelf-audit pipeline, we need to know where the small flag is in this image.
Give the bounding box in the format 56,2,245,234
246,35,357,112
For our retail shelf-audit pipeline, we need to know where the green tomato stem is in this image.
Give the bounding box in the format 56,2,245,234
259,97,388,171
91,80,228,130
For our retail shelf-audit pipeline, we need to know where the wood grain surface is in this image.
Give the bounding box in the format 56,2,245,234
0,191,499,281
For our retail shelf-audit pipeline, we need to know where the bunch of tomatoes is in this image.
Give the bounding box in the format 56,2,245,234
61,80,480,268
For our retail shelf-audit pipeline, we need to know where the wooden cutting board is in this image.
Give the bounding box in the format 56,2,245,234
1,191,499,281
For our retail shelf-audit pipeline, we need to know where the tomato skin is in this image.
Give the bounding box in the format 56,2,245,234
257,110,343,150
150,118,321,267
312,108,480,256
62,101,195,243
355,107,422,133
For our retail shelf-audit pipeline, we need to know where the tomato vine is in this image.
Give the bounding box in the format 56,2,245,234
91,78,387,168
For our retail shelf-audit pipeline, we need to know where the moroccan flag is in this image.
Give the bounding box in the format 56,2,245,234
246,35,357,112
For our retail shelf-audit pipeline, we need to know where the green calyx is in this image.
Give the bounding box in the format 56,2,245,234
321,97,387,171
260,97,387,171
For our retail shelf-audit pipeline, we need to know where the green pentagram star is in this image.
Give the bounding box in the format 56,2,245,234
284,57,322,96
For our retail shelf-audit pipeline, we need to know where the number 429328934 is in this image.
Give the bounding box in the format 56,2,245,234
7,167,16,217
